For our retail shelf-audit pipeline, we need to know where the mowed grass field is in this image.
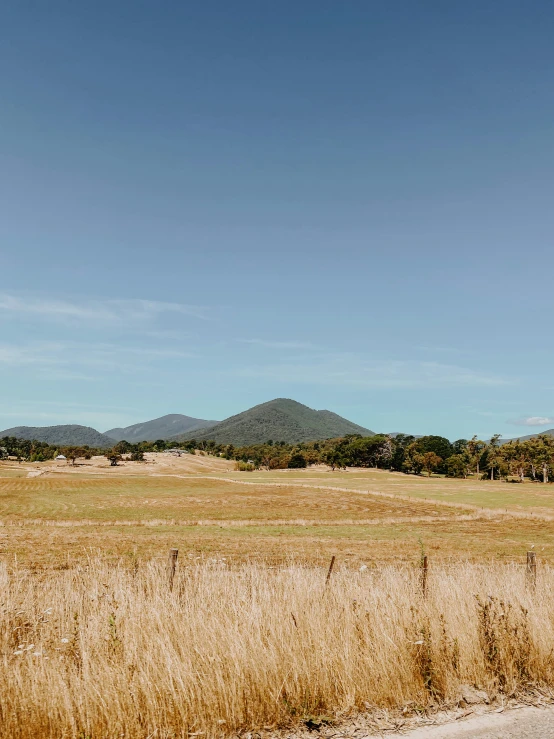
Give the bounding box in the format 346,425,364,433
1,455,554,567
224,467,554,513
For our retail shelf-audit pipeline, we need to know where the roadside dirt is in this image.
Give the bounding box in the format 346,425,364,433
379,704,554,737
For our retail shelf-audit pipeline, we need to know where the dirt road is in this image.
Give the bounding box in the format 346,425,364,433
380,705,554,738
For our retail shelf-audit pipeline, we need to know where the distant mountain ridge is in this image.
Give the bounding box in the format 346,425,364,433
501,429,554,444
0,425,112,447
0,400,374,447
172,398,374,445
105,414,218,442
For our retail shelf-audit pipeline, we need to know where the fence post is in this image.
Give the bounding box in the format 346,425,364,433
167,548,179,591
325,555,336,586
526,551,536,591
421,555,428,598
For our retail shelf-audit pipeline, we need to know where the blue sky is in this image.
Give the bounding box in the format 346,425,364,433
1,1,554,440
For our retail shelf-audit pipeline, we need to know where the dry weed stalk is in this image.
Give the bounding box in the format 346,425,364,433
1,559,553,738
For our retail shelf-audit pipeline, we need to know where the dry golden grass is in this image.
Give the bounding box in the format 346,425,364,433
2,459,554,566
4,515,554,570
0,474,468,522
0,451,233,479
221,467,554,516
2,558,554,738
2,457,554,736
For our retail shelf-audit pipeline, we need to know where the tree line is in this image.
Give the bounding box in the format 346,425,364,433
0,436,200,465
0,437,105,464
3,432,554,482
222,433,554,482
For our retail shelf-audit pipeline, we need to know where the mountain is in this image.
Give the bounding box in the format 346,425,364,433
0,425,112,447
105,414,218,442
172,398,374,445
501,429,554,444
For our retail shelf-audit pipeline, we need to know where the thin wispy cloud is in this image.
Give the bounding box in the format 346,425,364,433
415,346,466,355
235,355,511,389
0,294,208,324
0,342,66,366
92,344,196,360
509,416,554,427
0,340,196,377
237,338,318,350
142,329,192,341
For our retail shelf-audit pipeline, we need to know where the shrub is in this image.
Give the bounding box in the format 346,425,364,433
235,461,255,471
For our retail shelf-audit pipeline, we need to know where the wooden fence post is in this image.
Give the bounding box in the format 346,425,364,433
167,548,178,591
526,551,536,591
325,556,336,586
421,555,428,598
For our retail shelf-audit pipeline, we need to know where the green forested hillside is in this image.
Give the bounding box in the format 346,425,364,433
172,398,374,445
0,425,112,447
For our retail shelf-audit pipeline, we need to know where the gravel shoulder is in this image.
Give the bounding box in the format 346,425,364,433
378,705,554,738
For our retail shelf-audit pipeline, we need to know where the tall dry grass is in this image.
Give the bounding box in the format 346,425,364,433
1,558,554,738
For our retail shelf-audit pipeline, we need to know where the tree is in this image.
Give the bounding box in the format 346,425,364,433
533,435,554,483
106,450,122,467
500,440,530,482
404,436,452,474
526,437,537,480
129,450,145,461
416,436,453,459
499,441,516,480
403,443,425,475
114,440,132,455
324,449,345,471
60,446,87,466
446,454,468,478
288,452,307,469
342,435,392,468
485,434,503,480
467,436,486,476
452,439,469,455
303,448,320,465
511,440,529,483
389,434,415,471
422,451,442,477
259,448,274,470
